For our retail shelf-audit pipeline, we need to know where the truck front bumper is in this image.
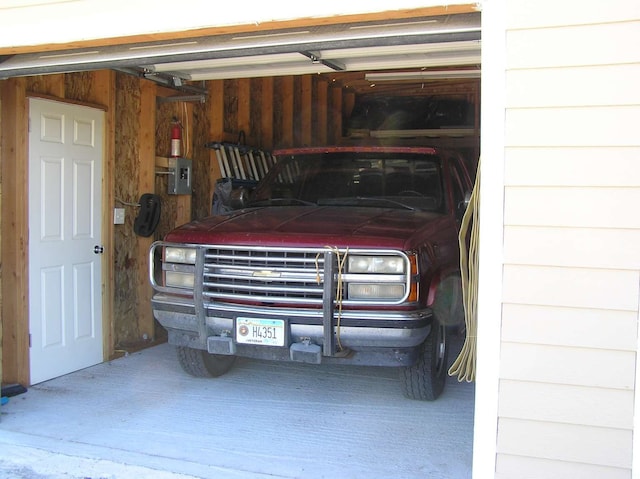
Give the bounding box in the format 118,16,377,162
152,293,433,367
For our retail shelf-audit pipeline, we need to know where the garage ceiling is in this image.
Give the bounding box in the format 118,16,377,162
0,12,480,94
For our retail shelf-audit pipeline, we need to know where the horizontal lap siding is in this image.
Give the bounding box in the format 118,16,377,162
497,1,640,477
496,455,631,479
505,147,640,187
504,227,640,270
499,380,634,429
501,304,637,351
497,419,632,469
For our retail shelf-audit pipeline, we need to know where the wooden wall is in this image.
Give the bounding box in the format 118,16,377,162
112,72,348,349
0,72,116,385
0,70,346,384
0,66,475,384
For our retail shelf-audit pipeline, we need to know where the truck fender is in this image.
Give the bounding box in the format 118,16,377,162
426,273,464,327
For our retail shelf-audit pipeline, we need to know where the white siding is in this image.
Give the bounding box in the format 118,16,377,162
504,147,640,187
500,342,635,390
499,380,634,429
497,455,631,479
502,304,637,351
493,0,640,477
503,265,639,311
497,418,632,469
504,227,640,270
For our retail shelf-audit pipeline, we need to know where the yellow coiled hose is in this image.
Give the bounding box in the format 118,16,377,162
448,160,480,382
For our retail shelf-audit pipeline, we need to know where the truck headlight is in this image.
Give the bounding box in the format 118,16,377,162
348,283,405,300
165,271,195,289
163,246,196,289
165,247,197,264
348,256,405,274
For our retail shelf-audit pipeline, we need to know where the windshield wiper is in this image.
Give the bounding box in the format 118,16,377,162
318,197,415,211
248,198,316,207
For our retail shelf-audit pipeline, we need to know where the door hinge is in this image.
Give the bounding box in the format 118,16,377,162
29,333,32,348
28,117,31,133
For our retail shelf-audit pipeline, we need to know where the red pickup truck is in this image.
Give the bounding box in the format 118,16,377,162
150,146,472,400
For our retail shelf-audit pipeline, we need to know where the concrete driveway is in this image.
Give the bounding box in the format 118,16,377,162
0,338,475,479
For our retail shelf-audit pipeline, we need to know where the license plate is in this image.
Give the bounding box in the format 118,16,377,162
236,318,285,347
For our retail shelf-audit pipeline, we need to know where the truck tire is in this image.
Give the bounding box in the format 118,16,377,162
399,320,448,400
177,346,236,378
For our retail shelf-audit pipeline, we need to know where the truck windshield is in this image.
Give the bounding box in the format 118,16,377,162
248,152,444,212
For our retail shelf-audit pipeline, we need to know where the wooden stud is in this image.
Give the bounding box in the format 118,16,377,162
207,80,224,181
237,78,251,139
300,76,312,146
26,75,64,98
315,78,328,146
260,77,274,150
89,70,117,360
177,101,193,226
280,77,294,148
0,78,30,385
330,86,343,144
136,79,157,341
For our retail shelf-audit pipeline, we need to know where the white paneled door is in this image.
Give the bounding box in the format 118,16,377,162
28,98,104,385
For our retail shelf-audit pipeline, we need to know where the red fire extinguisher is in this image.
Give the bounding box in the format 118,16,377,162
170,119,182,158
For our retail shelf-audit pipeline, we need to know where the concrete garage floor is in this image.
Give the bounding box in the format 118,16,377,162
0,338,475,479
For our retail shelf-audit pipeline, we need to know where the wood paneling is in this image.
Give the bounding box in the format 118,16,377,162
25,75,64,98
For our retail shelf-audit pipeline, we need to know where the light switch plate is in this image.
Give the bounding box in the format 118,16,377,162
114,208,125,225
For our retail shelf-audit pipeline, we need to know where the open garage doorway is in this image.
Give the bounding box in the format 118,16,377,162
1,5,480,478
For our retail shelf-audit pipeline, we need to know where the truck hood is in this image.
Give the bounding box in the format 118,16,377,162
165,206,449,250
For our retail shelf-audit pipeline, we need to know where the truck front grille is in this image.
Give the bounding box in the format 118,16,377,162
202,246,332,305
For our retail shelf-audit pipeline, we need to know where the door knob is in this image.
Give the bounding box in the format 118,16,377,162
94,245,104,254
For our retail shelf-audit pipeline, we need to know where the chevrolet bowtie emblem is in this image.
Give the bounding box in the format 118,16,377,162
252,270,281,278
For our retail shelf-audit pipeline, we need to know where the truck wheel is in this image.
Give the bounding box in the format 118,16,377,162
400,320,448,400
177,346,236,378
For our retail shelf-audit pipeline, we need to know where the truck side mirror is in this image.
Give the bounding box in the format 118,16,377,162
457,191,472,219
229,187,251,210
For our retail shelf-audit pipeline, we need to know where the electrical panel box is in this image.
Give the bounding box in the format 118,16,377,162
168,157,192,195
